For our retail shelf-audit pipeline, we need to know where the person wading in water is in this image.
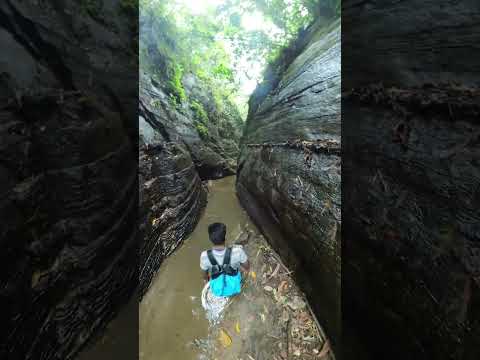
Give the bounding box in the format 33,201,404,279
200,223,250,297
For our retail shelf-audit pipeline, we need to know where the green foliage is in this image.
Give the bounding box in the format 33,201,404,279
216,0,318,65
166,63,186,105
195,122,209,139
191,101,209,124
266,44,286,65
168,94,179,109
222,98,245,128
140,0,327,129
213,63,234,81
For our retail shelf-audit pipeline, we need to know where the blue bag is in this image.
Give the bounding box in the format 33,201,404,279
207,247,242,297
210,272,241,297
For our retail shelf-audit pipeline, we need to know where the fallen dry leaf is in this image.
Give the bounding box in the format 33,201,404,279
278,280,288,294
235,321,241,334
298,311,310,323
218,328,232,348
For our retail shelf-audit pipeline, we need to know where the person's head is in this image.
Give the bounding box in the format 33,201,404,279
208,222,226,246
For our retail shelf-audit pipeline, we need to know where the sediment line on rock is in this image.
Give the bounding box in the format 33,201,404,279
246,139,340,154
344,83,480,120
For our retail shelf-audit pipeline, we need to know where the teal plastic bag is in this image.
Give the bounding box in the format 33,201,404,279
209,272,241,297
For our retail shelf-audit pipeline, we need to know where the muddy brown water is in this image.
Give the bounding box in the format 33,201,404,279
79,175,340,360
77,296,138,360
140,176,256,360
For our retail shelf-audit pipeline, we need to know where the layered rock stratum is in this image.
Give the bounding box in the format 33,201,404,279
237,17,341,350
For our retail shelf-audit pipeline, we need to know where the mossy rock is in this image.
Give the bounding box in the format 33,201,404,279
190,101,209,124
195,121,209,139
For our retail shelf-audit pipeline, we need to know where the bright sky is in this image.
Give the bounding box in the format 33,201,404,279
238,11,283,96
177,0,224,15
175,0,282,97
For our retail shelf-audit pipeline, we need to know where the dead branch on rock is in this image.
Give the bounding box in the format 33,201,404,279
246,139,340,167
246,139,340,153
343,82,480,121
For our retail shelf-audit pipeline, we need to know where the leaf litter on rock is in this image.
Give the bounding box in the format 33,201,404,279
210,230,334,360
218,328,232,348
286,296,306,311
278,280,289,294
268,263,281,280
235,321,241,334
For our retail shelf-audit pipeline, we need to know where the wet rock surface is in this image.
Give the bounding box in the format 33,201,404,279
139,93,207,296
0,1,137,359
139,12,243,180
343,1,480,359
138,11,244,297
344,85,480,360
343,0,480,89
139,73,238,179
237,17,341,351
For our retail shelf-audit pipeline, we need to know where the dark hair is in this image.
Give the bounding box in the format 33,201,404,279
208,222,226,245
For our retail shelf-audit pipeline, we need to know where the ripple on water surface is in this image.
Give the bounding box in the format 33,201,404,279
140,176,255,360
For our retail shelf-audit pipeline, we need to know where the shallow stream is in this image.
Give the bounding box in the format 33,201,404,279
79,176,334,360
139,176,255,360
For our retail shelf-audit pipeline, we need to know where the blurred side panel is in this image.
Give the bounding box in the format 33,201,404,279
0,1,139,359
342,1,480,359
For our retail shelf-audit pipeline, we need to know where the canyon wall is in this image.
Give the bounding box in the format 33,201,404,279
138,79,207,296
138,11,244,294
139,13,243,180
237,17,341,350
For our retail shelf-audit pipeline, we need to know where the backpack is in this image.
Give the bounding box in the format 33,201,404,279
207,247,242,297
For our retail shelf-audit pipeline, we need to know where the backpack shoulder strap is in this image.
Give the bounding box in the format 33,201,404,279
223,247,232,266
207,250,218,266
